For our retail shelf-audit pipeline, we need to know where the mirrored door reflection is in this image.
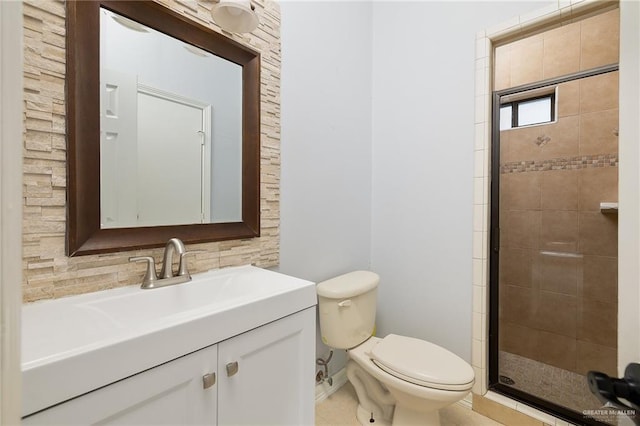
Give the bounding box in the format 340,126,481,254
99,8,243,228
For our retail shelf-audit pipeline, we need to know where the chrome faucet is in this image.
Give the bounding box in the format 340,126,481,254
129,238,200,289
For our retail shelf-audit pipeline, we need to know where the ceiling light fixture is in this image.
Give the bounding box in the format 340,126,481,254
211,0,259,33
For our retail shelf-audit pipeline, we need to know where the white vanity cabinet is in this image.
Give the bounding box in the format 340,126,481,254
218,307,315,425
23,344,218,425
23,307,315,426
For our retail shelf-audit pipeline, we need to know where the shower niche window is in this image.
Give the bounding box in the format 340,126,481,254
500,92,556,130
489,6,620,426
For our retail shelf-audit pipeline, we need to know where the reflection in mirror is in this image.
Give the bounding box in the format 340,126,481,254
66,1,260,256
100,8,242,228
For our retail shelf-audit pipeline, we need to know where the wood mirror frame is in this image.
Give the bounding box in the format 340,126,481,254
66,0,260,256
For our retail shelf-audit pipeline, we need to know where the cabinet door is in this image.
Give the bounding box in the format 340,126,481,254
218,308,315,426
23,345,218,426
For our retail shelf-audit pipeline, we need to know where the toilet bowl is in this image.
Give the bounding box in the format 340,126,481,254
347,335,474,425
317,271,475,426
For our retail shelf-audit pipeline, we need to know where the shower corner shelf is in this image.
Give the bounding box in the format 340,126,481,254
600,202,618,214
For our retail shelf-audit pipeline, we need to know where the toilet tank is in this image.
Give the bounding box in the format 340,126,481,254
316,271,379,349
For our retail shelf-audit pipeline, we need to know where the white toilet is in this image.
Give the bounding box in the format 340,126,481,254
317,271,474,426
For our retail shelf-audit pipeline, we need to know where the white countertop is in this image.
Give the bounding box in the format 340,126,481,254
22,265,316,417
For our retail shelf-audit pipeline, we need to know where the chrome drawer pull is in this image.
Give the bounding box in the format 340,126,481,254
226,361,239,377
202,373,216,389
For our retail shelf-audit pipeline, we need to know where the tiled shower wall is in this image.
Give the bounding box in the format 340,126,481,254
22,0,281,302
496,9,619,377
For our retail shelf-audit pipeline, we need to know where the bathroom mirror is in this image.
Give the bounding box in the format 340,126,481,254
67,1,260,256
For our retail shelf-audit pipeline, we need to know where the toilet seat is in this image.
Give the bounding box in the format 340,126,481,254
369,334,475,391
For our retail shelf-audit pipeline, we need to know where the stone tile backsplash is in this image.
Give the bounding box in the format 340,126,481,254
22,0,281,302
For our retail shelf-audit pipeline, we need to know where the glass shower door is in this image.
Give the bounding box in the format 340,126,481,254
491,55,619,426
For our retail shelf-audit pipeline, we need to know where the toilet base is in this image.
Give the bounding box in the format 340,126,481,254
347,337,471,426
392,405,440,426
355,402,442,426
356,404,391,426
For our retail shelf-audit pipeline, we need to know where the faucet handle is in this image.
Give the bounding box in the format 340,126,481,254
129,256,159,288
177,250,205,277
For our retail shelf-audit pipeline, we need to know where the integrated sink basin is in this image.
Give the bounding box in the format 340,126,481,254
81,268,298,325
21,265,316,417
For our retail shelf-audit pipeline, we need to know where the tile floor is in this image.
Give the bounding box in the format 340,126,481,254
315,382,505,426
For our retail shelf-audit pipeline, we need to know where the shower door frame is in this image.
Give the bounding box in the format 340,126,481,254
488,64,620,426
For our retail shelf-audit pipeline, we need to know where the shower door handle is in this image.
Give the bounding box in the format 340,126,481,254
492,227,500,253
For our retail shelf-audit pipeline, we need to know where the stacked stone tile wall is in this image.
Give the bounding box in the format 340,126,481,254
22,0,281,302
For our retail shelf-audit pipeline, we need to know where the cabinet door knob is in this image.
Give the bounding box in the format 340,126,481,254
226,361,239,377
202,373,216,389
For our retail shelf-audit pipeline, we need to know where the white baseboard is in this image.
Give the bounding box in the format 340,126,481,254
315,368,349,403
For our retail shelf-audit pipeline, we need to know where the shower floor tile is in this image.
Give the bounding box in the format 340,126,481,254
499,351,602,414
315,382,504,426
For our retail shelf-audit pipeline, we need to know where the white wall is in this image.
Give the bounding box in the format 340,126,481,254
618,0,640,375
0,1,23,422
279,1,373,370
280,0,636,378
370,1,552,361
280,0,553,375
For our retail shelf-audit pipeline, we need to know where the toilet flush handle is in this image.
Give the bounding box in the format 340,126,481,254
338,300,351,307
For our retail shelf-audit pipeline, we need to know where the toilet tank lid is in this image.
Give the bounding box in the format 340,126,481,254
316,271,379,299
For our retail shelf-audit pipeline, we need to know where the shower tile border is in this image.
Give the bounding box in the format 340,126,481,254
500,153,619,174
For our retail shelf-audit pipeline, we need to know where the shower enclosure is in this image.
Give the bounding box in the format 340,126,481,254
489,7,620,425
